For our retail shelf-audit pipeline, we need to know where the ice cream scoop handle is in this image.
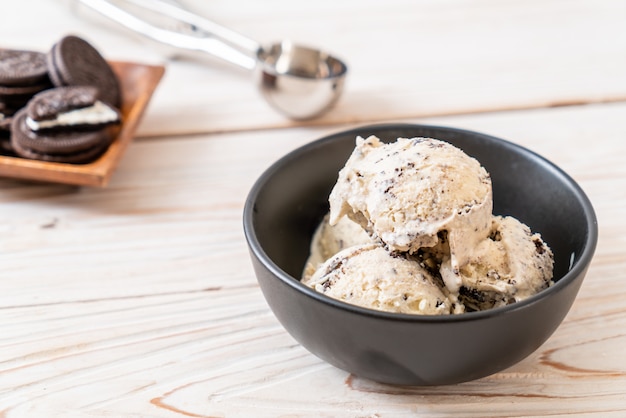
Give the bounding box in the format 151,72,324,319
77,0,260,70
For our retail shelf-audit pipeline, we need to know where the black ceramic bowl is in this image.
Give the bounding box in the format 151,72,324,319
243,123,597,386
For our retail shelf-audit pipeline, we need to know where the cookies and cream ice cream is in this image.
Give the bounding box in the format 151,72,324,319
303,213,373,280
441,215,554,311
303,244,453,315
328,136,492,270
302,135,554,315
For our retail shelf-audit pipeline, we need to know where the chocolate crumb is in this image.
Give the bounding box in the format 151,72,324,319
490,229,502,241
533,237,545,254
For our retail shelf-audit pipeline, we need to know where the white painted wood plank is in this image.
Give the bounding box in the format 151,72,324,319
2,0,625,136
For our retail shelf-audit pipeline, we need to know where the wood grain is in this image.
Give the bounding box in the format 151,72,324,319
0,101,625,416
93,0,626,136
2,1,624,137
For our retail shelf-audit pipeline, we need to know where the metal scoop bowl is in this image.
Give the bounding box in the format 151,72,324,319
77,0,348,120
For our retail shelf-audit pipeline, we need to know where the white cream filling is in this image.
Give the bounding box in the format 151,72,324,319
26,101,119,131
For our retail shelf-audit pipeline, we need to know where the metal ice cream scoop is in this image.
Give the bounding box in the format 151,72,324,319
76,0,348,120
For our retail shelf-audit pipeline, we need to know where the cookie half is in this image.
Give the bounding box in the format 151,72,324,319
26,85,120,131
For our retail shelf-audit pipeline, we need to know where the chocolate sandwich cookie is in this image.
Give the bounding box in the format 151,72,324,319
0,49,52,108
10,129,111,163
0,49,49,86
0,101,16,117
47,35,121,108
0,112,13,155
0,82,51,107
12,108,112,154
10,86,121,164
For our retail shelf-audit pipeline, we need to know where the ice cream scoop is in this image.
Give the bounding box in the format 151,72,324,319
329,136,493,270
76,0,347,120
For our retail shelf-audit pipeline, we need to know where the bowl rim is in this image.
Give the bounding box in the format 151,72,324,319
243,123,598,323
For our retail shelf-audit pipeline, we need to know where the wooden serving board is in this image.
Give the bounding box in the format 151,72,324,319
0,61,165,187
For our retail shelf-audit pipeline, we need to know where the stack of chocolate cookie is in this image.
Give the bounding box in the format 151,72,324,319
0,50,52,154
0,35,122,163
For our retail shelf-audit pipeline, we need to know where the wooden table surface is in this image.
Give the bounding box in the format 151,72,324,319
1,0,625,416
